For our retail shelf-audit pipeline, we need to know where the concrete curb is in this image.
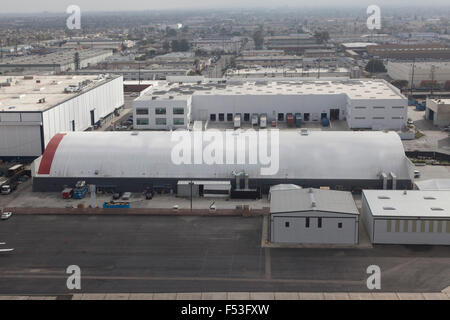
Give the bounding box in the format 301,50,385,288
1,291,449,300
5,207,269,217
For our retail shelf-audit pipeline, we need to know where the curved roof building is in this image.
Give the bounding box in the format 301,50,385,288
32,130,413,192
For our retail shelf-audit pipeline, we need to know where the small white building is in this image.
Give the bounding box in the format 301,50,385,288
425,98,450,127
362,190,450,245
270,187,359,244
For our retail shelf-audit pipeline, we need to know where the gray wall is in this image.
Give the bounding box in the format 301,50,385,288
271,211,358,244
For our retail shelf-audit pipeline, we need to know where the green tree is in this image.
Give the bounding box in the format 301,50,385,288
365,59,387,73
253,29,264,50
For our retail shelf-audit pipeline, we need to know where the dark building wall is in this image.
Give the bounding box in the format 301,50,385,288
32,176,413,193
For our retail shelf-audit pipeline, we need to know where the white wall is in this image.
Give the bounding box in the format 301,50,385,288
192,94,348,123
271,211,358,244
41,76,124,147
133,97,190,130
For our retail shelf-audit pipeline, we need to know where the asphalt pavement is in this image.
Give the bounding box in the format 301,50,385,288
0,215,449,295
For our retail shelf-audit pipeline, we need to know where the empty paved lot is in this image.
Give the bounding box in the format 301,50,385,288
0,215,449,295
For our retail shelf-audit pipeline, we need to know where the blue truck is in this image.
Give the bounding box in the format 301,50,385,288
72,181,88,199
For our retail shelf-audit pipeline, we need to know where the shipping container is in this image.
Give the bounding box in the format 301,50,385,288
234,114,241,129
103,201,130,209
295,113,302,127
259,114,267,128
251,113,259,126
286,113,294,127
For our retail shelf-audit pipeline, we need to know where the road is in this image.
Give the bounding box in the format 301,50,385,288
0,215,449,295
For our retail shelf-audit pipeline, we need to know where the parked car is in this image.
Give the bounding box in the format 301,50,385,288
414,170,421,179
112,193,121,200
130,92,139,97
145,190,153,200
1,212,12,220
122,192,132,200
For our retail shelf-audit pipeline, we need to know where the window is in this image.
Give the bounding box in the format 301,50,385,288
285,221,290,228
437,221,443,233
355,117,366,120
218,113,225,121
395,220,400,232
210,114,216,121
136,118,149,125
244,113,250,122
428,221,434,233
173,108,184,115
373,106,385,109
403,220,409,232
386,220,392,232
412,220,417,232
227,113,233,121
155,118,166,125
155,108,166,115
373,117,385,120
338,222,343,229
355,106,366,109
420,221,426,232
446,221,450,233
318,218,322,228
173,118,184,125
136,108,149,115
305,217,310,228
278,113,284,121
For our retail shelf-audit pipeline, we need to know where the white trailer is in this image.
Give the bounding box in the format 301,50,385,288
234,114,241,129
260,114,267,128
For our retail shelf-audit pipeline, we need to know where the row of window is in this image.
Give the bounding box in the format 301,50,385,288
354,106,404,110
354,117,404,120
285,218,343,229
386,220,450,233
136,107,184,116
136,118,185,126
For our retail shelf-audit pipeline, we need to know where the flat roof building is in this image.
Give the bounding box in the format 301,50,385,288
425,98,450,127
0,74,124,159
133,78,408,131
270,186,359,244
362,190,450,245
0,49,113,73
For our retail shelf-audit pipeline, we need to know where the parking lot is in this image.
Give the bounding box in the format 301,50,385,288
0,214,449,295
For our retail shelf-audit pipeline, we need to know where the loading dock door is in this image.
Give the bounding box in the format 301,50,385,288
330,109,340,120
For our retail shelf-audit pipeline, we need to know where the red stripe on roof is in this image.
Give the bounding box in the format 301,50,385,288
38,133,66,175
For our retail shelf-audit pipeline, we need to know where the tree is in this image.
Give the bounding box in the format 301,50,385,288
162,41,170,52
253,30,264,50
391,80,409,90
314,31,330,44
365,59,387,73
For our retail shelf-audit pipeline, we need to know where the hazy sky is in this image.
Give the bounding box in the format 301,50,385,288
1,0,449,13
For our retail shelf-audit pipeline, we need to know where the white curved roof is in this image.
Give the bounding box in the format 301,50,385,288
33,130,412,181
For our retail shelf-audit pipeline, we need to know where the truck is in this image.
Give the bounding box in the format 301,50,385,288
233,114,241,129
259,114,267,128
251,114,259,126
72,180,88,199
286,113,294,127
295,113,302,127
1,180,17,195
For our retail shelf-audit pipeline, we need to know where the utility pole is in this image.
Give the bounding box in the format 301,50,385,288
189,181,193,213
410,58,416,98
430,64,435,97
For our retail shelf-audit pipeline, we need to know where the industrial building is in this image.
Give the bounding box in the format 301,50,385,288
425,98,450,127
133,78,408,131
367,44,450,60
264,34,329,54
0,49,113,73
31,130,413,192
0,75,124,159
387,61,450,88
362,190,450,245
270,186,359,244
414,179,450,191
225,67,350,78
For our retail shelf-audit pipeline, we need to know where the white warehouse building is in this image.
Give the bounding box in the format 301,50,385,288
362,190,450,245
0,75,124,159
270,186,360,244
133,78,408,131
31,130,413,192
